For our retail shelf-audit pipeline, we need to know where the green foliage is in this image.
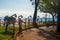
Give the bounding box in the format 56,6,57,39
4,16,15,22
39,0,57,13
30,0,57,14
30,0,35,5
30,0,33,1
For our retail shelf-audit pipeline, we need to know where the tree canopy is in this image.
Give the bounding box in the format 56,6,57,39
38,0,57,14
30,0,57,14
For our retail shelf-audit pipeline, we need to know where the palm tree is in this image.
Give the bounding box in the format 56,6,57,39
18,15,23,33
4,14,17,33
28,16,30,29
25,18,27,29
28,16,32,30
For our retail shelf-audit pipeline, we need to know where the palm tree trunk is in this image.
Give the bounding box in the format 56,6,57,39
25,18,26,29
33,0,38,28
5,22,8,32
28,20,30,29
19,22,22,33
57,0,60,32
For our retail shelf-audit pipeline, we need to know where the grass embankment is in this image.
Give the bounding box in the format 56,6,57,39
0,26,18,40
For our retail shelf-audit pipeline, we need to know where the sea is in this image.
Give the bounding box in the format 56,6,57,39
0,16,57,22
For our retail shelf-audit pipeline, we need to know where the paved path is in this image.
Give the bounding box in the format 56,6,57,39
16,28,58,40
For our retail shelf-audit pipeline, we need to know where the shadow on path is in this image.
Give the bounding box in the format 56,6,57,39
16,28,58,40
37,28,58,40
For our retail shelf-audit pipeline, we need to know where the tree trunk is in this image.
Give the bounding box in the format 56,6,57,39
57,0,60,32
5,22,8,32
41,18,42,23
19,22,22,33
25,18,26,29
28,20,30,29
50,12,55,28
33,0,38,28
52,15,55,27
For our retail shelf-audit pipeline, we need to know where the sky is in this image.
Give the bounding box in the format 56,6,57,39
0,0,52,19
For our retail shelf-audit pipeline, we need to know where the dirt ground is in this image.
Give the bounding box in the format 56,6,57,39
16,28,58,40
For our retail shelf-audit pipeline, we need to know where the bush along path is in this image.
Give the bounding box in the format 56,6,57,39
15,28,58,40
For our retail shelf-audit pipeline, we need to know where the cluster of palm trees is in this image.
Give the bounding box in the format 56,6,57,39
3,13,46,34
3,14,33,34
4,14,17,34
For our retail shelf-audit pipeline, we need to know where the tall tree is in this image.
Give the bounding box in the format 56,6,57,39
4,14,17,34
57,0,60,32
25,18,27,29
30,0,39,28
18,15,23,33
28,16,32,29
4,16,9,32
38,0,57,27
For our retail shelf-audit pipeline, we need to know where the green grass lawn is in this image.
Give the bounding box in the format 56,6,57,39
0,25,34,40
0,26,18,40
